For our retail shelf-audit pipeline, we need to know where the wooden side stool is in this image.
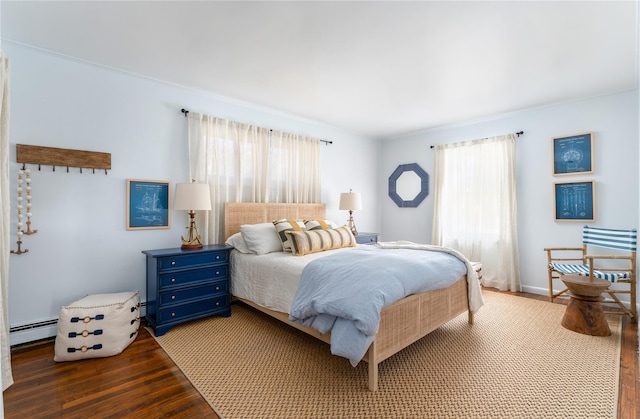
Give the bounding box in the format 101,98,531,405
560,274,611,336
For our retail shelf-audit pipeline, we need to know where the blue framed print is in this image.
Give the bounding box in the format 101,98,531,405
126,179,171,230
552,132,594,176
553,180,595,222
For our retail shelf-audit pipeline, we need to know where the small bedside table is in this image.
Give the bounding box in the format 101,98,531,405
355,232,379,245
142,244,232,336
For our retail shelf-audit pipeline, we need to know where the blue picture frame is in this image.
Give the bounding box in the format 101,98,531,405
388,163,429,208
126,179,171,230
553,180,595,222
552,132,594,176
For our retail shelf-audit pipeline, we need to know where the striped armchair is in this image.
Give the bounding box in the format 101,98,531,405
544,225,637,320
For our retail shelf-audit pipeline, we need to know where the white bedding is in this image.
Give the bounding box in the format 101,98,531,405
230,246,356,313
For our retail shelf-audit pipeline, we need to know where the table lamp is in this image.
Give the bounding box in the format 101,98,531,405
174,182,211,250
339,189,362,236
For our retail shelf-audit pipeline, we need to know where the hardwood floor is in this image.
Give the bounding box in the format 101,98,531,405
3,291,638,419
4,327,219,418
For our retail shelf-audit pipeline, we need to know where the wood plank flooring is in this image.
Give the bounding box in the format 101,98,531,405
4,326,219,418
3,291,638,418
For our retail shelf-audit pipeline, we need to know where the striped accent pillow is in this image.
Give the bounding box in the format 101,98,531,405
303,219,338,231
273,219,306,252
285,226,357,256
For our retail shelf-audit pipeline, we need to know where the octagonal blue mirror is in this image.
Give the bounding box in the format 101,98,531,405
388,163,429,208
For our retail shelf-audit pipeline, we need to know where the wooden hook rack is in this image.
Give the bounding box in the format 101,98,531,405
16,144,111,174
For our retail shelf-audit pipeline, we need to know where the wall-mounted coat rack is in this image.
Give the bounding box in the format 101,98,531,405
16,144,111,174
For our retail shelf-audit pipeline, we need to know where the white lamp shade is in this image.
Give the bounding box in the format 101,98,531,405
174,183,212,211
339,191,362,211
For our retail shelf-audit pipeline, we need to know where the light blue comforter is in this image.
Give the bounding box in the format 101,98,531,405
288,245,468,366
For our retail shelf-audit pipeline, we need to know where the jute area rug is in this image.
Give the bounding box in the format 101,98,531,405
153,291,621,419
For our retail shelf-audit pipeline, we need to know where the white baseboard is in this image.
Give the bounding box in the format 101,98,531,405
519,284,638,316
520,285,548,296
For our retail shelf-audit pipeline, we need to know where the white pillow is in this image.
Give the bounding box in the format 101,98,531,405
240,223,282,255
225,232,254,254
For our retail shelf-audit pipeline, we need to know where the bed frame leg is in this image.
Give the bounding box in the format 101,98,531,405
368,359,378,391
468,310,474,325
366,342,379,391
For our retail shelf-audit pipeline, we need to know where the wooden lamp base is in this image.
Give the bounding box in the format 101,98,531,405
181,243,203,250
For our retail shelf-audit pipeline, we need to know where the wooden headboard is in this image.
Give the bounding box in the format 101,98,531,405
224,203,326,240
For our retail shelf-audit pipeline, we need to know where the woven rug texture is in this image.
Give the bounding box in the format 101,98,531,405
153,291,621,419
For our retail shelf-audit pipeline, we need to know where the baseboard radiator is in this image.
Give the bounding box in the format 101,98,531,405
10,302,147,347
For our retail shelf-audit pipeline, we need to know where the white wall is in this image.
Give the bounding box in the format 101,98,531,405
5,42,380,344
379,90,639,297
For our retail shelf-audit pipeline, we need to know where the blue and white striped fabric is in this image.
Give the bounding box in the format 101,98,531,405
550,225,637,283
583,225,637,252
550,262,629,282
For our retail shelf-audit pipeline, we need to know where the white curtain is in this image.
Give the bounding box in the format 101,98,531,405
0,49,13,392
432,134,521,291
186,112,321,243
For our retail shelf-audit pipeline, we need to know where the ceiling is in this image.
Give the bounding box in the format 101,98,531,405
1,1,638,138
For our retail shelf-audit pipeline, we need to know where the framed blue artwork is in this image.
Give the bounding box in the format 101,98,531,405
552,132,594,176
126,179,171,230
553,180,595,222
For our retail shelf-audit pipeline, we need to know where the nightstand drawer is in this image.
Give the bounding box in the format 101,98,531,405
158,296,229,323
160,281,228,305
355,232,379,245
160,265,228,288
158,251,228,271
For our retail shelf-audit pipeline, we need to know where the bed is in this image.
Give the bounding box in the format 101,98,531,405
224,202,482,391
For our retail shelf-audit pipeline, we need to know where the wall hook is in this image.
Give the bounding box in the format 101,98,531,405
16,144,112,175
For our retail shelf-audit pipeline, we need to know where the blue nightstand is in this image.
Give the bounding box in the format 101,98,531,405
142,244,232,336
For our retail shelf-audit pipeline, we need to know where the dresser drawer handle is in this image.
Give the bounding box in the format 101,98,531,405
215,271,220,275
171,295,176,300
215,286,220,291
216,255,220,260
171,278,176,283
171,261,176,266
171,312,176,317
215,302,220,306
